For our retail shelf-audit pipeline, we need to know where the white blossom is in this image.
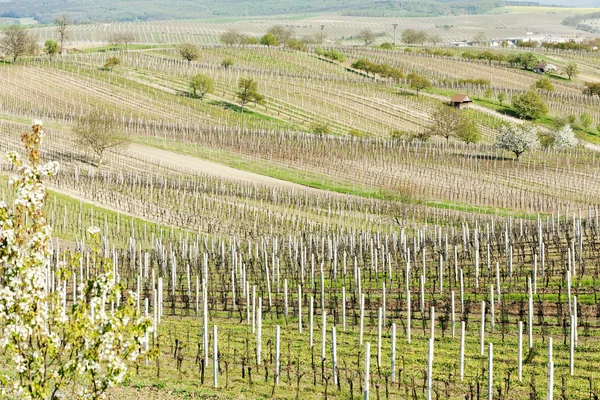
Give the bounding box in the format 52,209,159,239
0,126,151,399
494,123,540,160
553,124,578,149
87,226,101,235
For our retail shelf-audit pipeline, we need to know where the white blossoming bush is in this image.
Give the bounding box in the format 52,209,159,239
494,123,540,160
553,124,578,149
0,122,151,399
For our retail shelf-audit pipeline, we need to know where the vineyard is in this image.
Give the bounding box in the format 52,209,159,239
26,10,596,48
2,15,600,399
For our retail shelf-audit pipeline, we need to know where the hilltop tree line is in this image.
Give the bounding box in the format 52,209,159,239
218,26,446,48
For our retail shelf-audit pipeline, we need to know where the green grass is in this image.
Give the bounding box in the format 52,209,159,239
108,310,600,399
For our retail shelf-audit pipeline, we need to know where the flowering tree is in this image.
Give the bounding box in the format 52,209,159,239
494,123,540,160
0,122,151,399
553,125,578,149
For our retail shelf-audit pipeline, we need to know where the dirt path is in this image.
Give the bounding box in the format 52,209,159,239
127,143,334,195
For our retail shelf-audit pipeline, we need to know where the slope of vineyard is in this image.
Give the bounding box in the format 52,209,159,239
2,19,600,399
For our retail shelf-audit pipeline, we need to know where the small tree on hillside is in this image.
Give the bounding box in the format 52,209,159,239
428,104,481,143
55,14,71,54
237,78,264,113
427,104,463,142
359,29,375,47
553,124,578,149
402,29,427,45
494,123,539,160
564,62,578,80
408,73,431,95
109,32,136,51
221,58,234,69
260,33,278,47
220,29,243,46
285,39,307,51
497,92,506,106
44,39,59,57
178,42,200,64
456,118,482,144
190,73,215,99
512,91,548,120
519,53,538,70
0,25,37,62
73,110,131,164
103,56,120,71
583,82,600,98
580,112,592,129
429,34,442,46
534,77,554,92
311,121,331,135
267,25,295,44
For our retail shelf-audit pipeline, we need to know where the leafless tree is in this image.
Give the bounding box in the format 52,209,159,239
72,110,131,165
359,29,375,47
0,25,37,62
108,32,136,51
55,14,72,55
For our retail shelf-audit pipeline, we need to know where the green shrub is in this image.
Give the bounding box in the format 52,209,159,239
221,58,234,69
512,91,548,120
580,112,592,129
311,121,331,135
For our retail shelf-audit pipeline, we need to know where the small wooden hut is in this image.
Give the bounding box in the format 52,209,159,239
450,94,473,109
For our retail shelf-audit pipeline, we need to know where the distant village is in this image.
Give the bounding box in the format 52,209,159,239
450,33,598,49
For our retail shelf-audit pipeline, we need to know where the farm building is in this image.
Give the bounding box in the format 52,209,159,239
449,94,473,109
533,63,558,74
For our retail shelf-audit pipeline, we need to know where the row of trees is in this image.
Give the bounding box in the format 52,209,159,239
0,14,71,61
495,123,577,159
220,26,315,49
351,58,404,81
1,15,142,62
189,74,264,114
400,114,577,160
436,49,580,80
219,25,442,49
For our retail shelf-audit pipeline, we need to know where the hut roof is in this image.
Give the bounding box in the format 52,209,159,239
450,94,472,103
